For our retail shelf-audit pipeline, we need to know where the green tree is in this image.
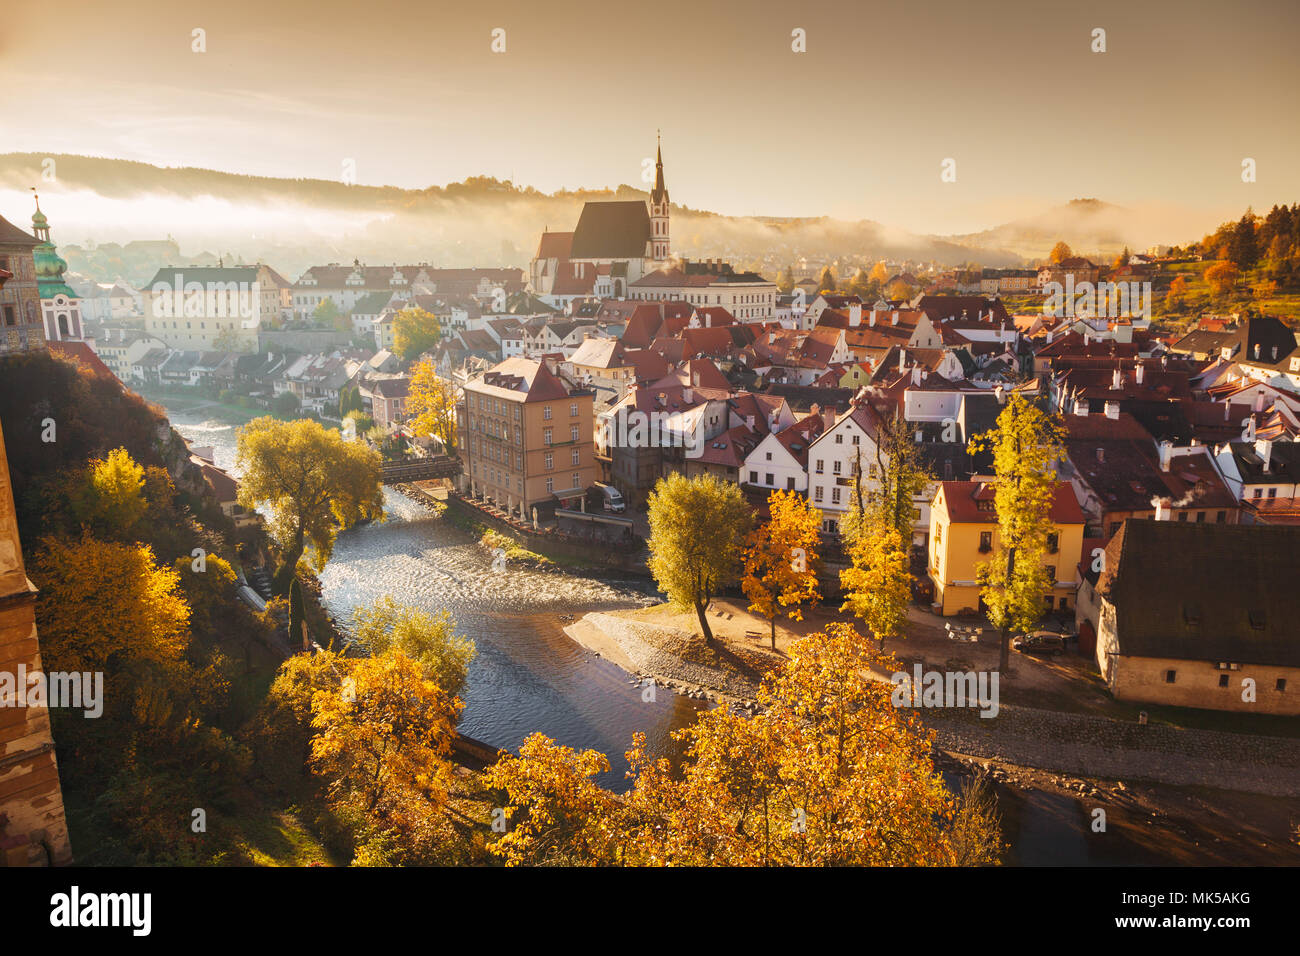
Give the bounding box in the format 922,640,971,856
974,394,1064,671
774,266,795,294
312,298,344,331
351,594,475,699
840,415,932,552
235,417,385,593
393,307,442,360
273,390,302,416
646,473,752,641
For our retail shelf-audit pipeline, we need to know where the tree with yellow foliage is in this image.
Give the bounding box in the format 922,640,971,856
646,472,752,641
741,490,822,649
486,622,1000,866
77,446,147,534
839,524,911,650
406,360,459,454
868,260,891,285
975,393,1064,671
235,417,384,593
33,534,190,685
1049,241,1073,264
309,650,461,864
392,307,442,360
351,594,475,698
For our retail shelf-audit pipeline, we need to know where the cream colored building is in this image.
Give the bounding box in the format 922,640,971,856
144,265,282,351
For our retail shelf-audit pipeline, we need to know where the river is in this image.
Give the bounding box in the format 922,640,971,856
164,401,704,790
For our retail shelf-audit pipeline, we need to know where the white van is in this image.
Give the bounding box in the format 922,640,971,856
595,482,625,513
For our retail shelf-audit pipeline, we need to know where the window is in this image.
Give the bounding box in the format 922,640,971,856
1216,511,1226,523
979,531,992,553
571,472,580,489
815,459,824,474
765,473,774,486
1278,679,1288,692
571,449,580,466
852,435,860,446
544,453,553,470
570,402,578,417
544,405,552,420
570,425,579,442
546,477,554,493
1165,670,1177,684
544,428,553,445
749,471,758,484
1046,532,1059,554
813,486,824,501
1177,511,1188,522
834,434,843,444
1268,487,1278,498
1219,674,1230,688
1044,565,1056,584
1195,511,1205,523
831,488,841,504
1253,488,1262,499
832,461,842,475
765,452,772,460
787,477,796,490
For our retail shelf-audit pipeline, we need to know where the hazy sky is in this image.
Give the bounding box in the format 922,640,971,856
2,0,1297,235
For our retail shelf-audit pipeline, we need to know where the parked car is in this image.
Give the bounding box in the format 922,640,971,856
1012,632,1065,657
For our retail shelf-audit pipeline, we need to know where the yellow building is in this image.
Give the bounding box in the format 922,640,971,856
928,480,1087,617
462,357,596,519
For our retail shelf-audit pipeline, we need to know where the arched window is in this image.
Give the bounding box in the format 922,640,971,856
58,314,70,337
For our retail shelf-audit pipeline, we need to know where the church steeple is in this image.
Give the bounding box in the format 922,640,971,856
649,132,670,262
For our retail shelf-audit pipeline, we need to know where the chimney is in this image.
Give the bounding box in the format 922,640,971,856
1224,402,1231,422
769,332,776,344
994,384,1005,405
1153,497,1171,521
1111,367,1122,389
682,387,693,403
898,349,906,373
1256,438,1273,473
1104,401,1120,420
1254,343,1261,360
1046,330,1054,344
911,366,922,387
1135,362,1145,384
1074,397,1089,417
692,371,700,387
1273,346,1279,361
891,311,899,325
849,304,862,326
1255,389,1267,413
1158,440,1173,472
869,309,877,327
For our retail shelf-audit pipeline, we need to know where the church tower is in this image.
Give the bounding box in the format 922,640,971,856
31,195,82,342
649,135,670,263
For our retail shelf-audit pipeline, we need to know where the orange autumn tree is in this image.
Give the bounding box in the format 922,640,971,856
741,489,822,649
309,650,462,864
486,622,1001,866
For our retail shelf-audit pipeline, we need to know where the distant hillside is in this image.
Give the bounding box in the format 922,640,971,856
0,153,1027,279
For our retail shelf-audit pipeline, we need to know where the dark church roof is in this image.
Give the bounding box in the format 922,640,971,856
569,201,651,260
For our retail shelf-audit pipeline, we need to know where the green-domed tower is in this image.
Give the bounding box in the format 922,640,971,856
31,194,82,341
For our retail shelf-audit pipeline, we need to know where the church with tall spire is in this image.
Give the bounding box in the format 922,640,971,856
31,195,83,342
529,135,672,305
